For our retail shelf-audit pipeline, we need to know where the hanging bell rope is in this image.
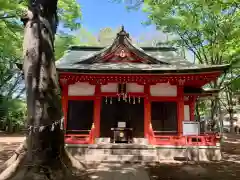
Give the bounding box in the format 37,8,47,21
105,96,108,104
27,118,63,135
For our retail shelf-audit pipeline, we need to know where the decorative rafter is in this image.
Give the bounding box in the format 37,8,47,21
59,72,221,87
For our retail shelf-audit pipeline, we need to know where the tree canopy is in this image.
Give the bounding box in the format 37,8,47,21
143,0,240,66
0,0,82,132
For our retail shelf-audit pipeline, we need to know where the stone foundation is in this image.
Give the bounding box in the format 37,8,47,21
66,144,222,163
157,146,222,161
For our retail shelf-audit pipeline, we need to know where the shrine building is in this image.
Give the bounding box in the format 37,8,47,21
56,27,229,161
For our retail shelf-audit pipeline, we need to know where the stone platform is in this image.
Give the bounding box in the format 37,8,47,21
65,139,222,163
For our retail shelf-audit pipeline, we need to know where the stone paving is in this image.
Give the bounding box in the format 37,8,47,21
87,163,150,180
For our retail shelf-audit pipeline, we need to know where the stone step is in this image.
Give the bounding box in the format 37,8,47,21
86,148,157,156
95,137,110,144
133,138,149,145
95,138,149,145
82,154,159,162
66,144,222,162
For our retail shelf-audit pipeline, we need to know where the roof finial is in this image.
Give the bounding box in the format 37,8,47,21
121,25,125,32
117,25,129,38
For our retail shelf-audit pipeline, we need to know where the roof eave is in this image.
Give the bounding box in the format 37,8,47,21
56,64,230,74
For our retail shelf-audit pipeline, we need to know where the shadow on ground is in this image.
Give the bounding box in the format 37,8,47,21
146,161,240,180
146,134,240,180
86,163,150,180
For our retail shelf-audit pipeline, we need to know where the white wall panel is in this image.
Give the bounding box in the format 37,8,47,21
150,83,177,96
126,83,144,93
68,82,95,96
101,83,118,92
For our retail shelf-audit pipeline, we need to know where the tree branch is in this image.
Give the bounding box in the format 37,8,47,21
0,15,16,20
219,98,228,111
176,29,202,62
6,74,22,97
218,72,227,88
195,29,209,64
0,73,15,90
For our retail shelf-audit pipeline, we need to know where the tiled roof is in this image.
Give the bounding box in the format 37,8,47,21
56,47,229,73
56,27,230,73
57,62,229,74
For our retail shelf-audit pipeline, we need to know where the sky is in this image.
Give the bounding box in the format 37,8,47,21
78,0,158,37
76,0,194,61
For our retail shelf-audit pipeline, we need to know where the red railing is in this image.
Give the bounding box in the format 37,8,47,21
88,123,95,144
64,124,95,144
148,124,220,146
148,124,155,144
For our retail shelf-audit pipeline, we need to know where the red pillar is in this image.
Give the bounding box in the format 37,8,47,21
189,97,196,121
177,84,184,136
60,79,68,130
144,84,151,138
94,84,101,138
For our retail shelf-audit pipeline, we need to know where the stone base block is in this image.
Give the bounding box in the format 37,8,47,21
66,144,222,163
157,146,222,161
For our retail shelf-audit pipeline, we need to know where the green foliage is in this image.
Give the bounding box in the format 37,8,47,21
76,28,100,46
0,0,82,60
55,28,100,59
55,33,77,60
0,0,82,132
0,96,27,131
58,0,82,30
143,0,240,66
97,27,119,46
143,0,240,89
0,0,82,90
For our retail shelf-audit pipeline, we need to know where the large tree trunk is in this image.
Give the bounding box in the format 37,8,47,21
0,1,85,180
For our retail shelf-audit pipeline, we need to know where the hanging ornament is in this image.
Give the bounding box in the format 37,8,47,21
110,97,112,104
118,94,121,101
128,95,131,104
133,97,136,104
105,96,108,104
138,97,141,104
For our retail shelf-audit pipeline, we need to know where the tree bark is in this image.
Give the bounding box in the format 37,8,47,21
0,1,85,179
0,139,27,173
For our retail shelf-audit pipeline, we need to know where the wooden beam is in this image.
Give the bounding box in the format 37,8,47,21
149,96,178,102
177,85,184,136
94,84,101,138
61,83,68,131
68,96,95,100
144,85,151,138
